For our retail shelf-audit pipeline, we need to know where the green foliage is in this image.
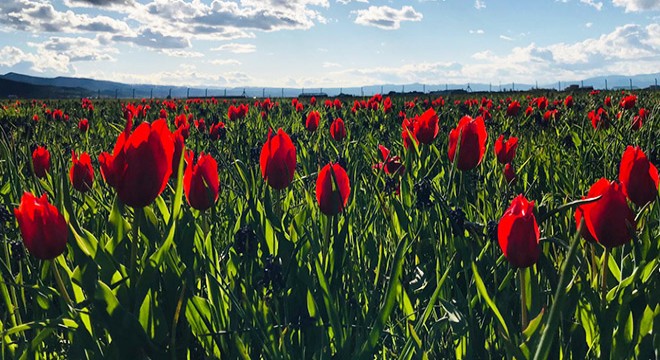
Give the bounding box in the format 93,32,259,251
0,92,658,359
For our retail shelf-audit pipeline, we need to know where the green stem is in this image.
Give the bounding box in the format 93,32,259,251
130,207,143,282
601,248,609,306
52,259,73,309
533,220,583,360
520,268,528,331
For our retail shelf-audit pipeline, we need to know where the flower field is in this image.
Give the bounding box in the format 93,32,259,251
0,91,659,358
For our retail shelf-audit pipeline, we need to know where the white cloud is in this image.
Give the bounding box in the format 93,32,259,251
499,35,514,41
337,0,368,3
322,62,341,68
0,0,132,34
0,45,70,73
354,5,423,30
77,67,254,87
211,43,257,53
586,22,593,27
612,0,660,11
474,0,486,9
580,0,603,10
29,36,118,62
160,49,204,58
469,29,485,34
208,59,242,66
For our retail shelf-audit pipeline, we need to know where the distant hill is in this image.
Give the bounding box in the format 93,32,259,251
0,78,92,99
1,72,659,99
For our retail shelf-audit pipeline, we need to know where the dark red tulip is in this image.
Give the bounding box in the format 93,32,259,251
564,95,573,108
32,146,50,179
374,145,404,176
260,128,296,189
535,97,548,110
209,122,226,141
413,108,439,145
448,115,487,171
525,106,534,116
401,117,418,150
14,192,68,260
69,151,94,193
78,118,89,133
506,101,521,117
589,108,609,129
494,135,518,164
171,126,186,176
619,146,658,207
99,119,174,208
316,162,351,216
305,111,320,132
497,195,539,268
575,178,635,248
184,151,219,211
604,96,612,107
620,95,637,110
330,118,346,142
504,163,516,184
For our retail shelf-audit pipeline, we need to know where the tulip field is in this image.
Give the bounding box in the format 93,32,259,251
1,90,659,359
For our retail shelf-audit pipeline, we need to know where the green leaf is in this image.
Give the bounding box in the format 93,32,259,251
472,262,510,337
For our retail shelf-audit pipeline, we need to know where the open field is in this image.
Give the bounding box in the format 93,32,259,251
0,90,659,359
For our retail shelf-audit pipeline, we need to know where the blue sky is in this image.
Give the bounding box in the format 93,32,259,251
0,0,659,88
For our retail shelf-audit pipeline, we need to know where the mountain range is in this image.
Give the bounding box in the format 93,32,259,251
1,72,659,99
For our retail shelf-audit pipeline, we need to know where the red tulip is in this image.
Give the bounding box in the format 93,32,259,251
575,178,635,248
32,146,50,179
316,162,351,216
401,117,418,150
497,195,540,268
524,106,534,117
604,96,612,107
184,151,219,211
14,192,68,260
305,111,320,132
99,119,174,208
589,108,609,129
330,118,346,142
413,108,439,145
506,101,521,117
620,95,637,110
619,146,658,207
209,122,226,141
260,128,297,189
374,145,404,176
69,151,94,193
78,118,89,133
564,95,573,108
171,126,186,176
448,115,487,171
504,163,516,184
494,135,518,164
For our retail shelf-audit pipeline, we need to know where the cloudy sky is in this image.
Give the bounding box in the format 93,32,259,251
0,0,659,88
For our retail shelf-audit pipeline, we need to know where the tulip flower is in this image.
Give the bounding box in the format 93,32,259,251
619,146,658,207
506,101,521,117
498,195,540,268
99,118,174,208
316,162,351,216
305,111,320,132
14,192,68,260
575,178,635,249
69,151,94,193
448,115,487,171
619,95,637,110
494,135,518,164
32,146,50,179
330,118,346,142
413,108,439,145
260,128,297,190
78,118,89,133
504,163,516,184
184,151,219,211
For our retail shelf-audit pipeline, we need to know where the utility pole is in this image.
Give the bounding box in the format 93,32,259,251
150,88,153,99
629,78,633,91
605,79,608,90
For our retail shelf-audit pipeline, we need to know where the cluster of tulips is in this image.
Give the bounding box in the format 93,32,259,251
16,112,353,261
